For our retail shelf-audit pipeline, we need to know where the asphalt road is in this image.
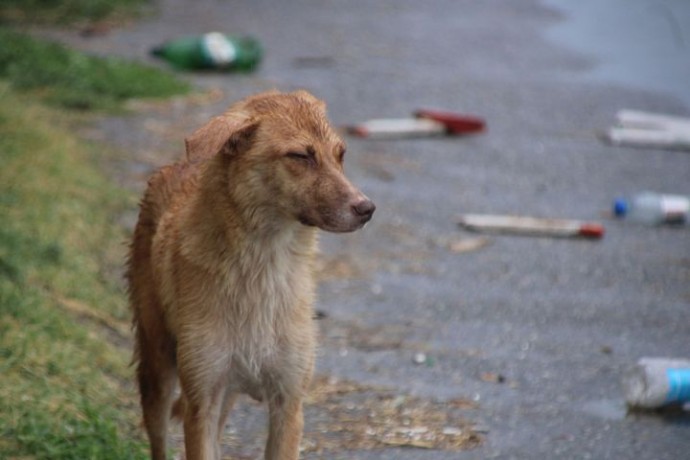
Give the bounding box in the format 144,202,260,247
45,1,690,458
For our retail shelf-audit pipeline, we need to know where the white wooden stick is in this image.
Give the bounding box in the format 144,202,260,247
347,118,446,139
616,110,690,132
458,214,604,239
604,127,690,151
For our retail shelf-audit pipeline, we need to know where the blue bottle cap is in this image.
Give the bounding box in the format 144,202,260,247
613,198,628,216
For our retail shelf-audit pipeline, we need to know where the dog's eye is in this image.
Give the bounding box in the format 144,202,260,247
286,149,317,166
286,151,309,160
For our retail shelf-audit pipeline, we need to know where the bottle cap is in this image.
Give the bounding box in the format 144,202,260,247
613,199,628,217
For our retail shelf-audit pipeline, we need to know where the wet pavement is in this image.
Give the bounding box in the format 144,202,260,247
41,0,690,458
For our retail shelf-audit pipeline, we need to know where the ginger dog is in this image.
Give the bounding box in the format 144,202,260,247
126,90,375,460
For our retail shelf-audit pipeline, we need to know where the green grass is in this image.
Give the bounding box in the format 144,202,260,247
0,10,189,456
0,0,150,25
0,85,148,458
0,28,190,111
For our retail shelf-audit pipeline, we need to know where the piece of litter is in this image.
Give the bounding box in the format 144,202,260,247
414,109,486,134
458,214,604,239
603,127,690,151
479,372,506,384
381,438,436,449
346,109,486,139
448,237,490,253
601,109,690,151
347,118,447,139
623,357,690,409
304,375,482,453
413,352,428,365
395,426,430,435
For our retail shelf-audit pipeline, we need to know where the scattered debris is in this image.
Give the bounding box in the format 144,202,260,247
623,358,690,409
479,372,506,384
442,427,464,436
448,236,490,253
412,352,435,367
414,109,486,134
151,32,262,72
458,214,604,239
601,109,690,151
614,191,689,225
347,118,445,138
303,375,482,454
347,109,485,139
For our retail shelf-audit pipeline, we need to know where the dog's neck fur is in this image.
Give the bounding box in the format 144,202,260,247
181,155,318,276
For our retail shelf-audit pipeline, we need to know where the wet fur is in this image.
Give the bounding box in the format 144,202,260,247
127,90,374,460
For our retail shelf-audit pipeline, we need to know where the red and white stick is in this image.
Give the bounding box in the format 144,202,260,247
458,214,604,239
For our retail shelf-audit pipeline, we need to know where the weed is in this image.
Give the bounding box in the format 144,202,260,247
0,29,190,111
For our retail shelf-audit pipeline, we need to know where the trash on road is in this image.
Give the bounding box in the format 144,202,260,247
458,214,604,239
479,372,506,384
414,109,486,134
305,375,482,453
448,237,490,253
413,352,428,364
601,109,690,151
623,358,690,409
413,352,435,367
151,32,262,72
348,118,447,138
614,191,689,225
347,109,485,139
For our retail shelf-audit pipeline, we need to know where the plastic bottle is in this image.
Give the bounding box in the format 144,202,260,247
151,32,262,72
622,358,690,409
613,191,689,225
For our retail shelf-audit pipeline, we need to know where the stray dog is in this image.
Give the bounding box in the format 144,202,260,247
126,90,374,460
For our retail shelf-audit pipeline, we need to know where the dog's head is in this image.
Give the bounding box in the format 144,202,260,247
185,90,375,233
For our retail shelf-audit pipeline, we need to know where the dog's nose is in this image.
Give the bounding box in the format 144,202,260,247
352,199,376,220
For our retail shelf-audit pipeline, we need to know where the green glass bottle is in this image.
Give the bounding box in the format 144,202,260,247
151,32,262,72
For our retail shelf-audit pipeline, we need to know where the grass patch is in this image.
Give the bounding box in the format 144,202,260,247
0,84,148,459
0,0,150,25
0,28,190,111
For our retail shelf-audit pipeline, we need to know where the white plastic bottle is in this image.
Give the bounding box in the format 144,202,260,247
613,192,689,224
623,358,690,409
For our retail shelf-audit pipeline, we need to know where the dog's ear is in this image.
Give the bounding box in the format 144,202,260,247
185,116,260,161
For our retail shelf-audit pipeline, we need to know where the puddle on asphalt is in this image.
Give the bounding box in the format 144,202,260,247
543,0,690,107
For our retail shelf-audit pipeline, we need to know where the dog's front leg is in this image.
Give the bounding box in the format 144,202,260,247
265,394,305,460
182,386,225,460
178,341,228,460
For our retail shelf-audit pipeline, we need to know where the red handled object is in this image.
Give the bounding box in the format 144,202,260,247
414,109,486,134
458,214,605,240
